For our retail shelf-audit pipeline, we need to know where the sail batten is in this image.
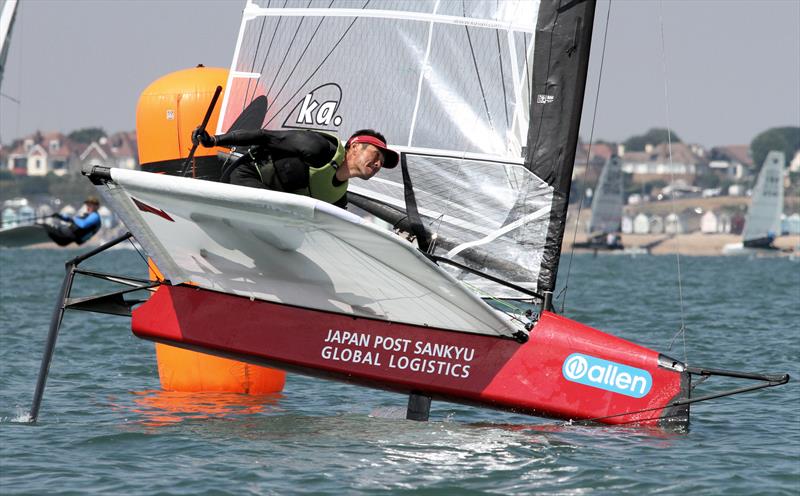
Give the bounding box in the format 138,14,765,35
243,7,538,32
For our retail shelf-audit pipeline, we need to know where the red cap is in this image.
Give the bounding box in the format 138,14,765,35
346,134,399,169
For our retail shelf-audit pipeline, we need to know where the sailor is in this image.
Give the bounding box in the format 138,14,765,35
192,127,399,208
45,196,102,246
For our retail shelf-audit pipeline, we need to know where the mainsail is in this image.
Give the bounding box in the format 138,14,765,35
587,155,623,234
218,0,595,301
0,0,19,92
742,151,784,246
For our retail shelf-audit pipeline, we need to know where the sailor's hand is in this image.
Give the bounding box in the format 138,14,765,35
191,127,216,147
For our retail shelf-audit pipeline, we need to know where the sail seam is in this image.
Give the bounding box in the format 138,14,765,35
407,0,439,147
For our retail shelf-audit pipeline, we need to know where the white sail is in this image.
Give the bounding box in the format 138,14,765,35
0,0,19,91
95,168,519,337
742,151,784,243
587,155,623,234
217,0,562,298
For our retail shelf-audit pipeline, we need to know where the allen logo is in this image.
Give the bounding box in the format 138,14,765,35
562,353,652,398
284,83,343,130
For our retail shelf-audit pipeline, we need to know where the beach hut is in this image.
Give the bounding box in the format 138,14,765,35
1,208,18,228
621,215,633,234
701,211,719,234
633,213,650,234
783,213,800,235
650,215,665,234
17,205,35,225
665,213,684,234
36,204,54,220
59,205,77,218
98,206,114,229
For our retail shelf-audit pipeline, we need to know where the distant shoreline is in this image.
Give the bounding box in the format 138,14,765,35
563,232,800,256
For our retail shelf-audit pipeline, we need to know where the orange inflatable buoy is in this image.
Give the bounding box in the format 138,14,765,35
137,66,285,394
136,65,226,180
154,344,285,394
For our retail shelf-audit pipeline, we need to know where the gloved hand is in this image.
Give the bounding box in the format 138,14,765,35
191,127,216,147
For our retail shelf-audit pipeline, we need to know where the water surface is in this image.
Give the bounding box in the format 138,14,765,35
1,248,798,494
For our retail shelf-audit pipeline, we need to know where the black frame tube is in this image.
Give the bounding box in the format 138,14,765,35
28,232,134,423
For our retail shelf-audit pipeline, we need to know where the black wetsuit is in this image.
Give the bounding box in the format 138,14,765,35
218,129,348,208
45,211,101,246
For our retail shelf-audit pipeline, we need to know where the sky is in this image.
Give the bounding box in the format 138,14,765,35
1,0,798,149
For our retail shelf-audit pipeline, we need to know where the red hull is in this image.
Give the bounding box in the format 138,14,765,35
132,285,689,427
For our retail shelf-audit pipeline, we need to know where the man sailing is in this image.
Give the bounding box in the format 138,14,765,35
192,127,399,208
45,196,102,246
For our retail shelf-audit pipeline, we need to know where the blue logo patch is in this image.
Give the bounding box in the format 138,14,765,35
562,353,652,398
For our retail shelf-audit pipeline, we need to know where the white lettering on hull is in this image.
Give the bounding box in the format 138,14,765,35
320,328,477,379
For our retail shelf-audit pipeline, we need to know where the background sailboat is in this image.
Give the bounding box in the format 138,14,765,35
723,150,785,254
573,155,624,250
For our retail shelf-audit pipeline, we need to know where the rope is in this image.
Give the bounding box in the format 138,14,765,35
559,0,612,313
658,1,688,362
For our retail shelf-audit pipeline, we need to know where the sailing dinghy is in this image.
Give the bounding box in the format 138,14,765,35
723,151,785,255
573,155,625,251
29,0,788,427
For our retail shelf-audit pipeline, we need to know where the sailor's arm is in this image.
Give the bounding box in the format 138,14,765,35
192,128,272,148
71,212,101,229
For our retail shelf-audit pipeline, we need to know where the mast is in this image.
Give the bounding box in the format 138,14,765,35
525,0,597,300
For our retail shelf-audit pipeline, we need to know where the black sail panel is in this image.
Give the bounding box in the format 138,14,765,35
525,0,597,295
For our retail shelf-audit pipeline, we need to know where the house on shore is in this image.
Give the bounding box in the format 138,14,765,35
620,142,704,185
3,130,138,176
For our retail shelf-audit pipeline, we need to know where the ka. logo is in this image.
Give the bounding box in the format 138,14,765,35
284,83,343,131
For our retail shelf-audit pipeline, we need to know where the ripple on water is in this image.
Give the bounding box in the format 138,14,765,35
0,250,798,495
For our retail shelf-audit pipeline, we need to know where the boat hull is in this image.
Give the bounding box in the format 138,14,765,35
132,285,689,427
0,224,51,247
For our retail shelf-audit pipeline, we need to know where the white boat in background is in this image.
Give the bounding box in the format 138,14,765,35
723,151,785,255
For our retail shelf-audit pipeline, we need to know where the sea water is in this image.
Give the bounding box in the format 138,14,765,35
1,248,798,495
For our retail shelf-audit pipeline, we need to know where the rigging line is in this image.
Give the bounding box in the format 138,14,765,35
462,0,495,133
127,236,149,267
0,92,19,103
265,0,372,127
558,0,612,313
249,0,289,107
495,29,510,129
265,0,313,97
559,377,788,426
269,0,336,109
658,0,687,363
243,15,268,114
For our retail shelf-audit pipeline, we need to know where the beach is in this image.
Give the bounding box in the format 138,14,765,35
564,232,800,256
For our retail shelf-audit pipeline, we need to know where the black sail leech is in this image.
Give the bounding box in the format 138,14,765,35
525,0,597,295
